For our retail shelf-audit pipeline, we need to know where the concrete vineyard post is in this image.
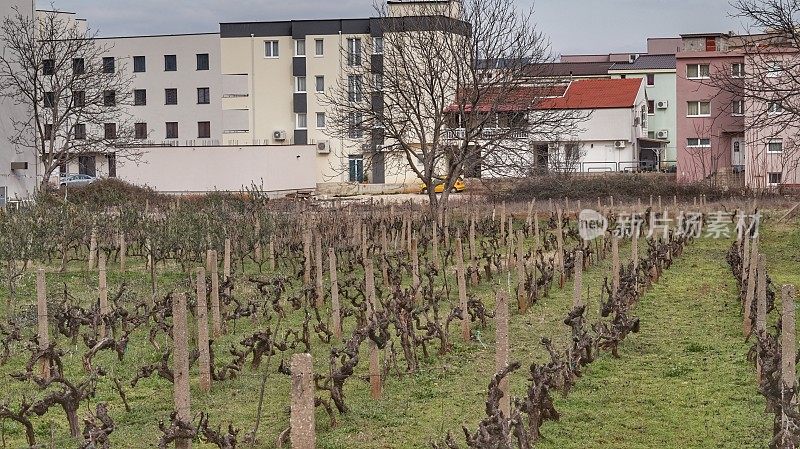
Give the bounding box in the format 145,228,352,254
500,202,506,247
268,240,276,271
36,269,50,380
196,267,211,392
204,250,222,338
742,234,751,284
290,353,316,449
455,236,470,341
573,250,583,308
172,293,191,449
303,230,312,286
329,248,341,339
495,291,510,417
88,228,97,271
365,260,381,399
781,285,797,430
381,226,390,286
743,238,759,337
631,226,639,271
756,254,767,381
469,215,478,285
119,232,126,271
98,253,109,338
556,208,565,287
612,235,620,296
516,230,527,313
254,218,262,264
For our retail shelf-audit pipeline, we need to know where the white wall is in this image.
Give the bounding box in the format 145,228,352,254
0,0,38,201
98,33,223,144
116,145,317,194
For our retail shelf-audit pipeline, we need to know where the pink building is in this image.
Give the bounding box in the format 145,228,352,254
675,33,745,185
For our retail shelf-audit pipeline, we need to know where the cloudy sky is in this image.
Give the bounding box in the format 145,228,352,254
50,0,748,55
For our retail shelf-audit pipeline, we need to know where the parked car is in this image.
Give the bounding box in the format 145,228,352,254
419,177,466,194
59,174,98,188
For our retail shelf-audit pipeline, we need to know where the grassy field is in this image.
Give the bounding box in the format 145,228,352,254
0,213,795,448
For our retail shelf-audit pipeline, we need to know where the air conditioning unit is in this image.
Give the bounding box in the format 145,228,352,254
656,130,669,140
317,140,331,154
656,100,669,109
614,140,626,149
273,130,287,141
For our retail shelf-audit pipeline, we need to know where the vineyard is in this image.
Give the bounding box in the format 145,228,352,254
0,189,797,448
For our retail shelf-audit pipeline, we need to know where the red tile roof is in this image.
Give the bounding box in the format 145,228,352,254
444,85,568,113
538,78,643,110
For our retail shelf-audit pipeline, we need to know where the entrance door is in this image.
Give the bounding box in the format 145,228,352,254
78,155,96,177
731,137,744,169
348,155,364,182
535,145,549,174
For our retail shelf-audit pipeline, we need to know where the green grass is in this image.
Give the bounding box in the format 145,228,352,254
0,218,794,448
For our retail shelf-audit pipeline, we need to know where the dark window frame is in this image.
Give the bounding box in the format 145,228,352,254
196,53,210,71
197,87,210,104
74,123,86,140
134,122,148,139
164,54,177,72
134,89,147,106
133,56,146,73
102,57,115,74
103,90,116,107
165,88,178,105
166,121,179,139
104,123,117,140
42,59,55,75
198,121,211,138
72,58,85,75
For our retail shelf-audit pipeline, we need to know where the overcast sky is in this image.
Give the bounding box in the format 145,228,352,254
50,0,747,55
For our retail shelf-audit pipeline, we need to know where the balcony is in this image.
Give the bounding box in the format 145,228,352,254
444,128,529,141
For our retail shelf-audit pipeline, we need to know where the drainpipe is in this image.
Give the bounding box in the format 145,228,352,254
250,34,255,145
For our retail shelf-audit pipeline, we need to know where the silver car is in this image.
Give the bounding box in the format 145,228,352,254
59,174,98,187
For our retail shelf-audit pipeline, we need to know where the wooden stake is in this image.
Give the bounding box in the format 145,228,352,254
303,230,312,285
196,267,211,392
223,238,231,297
290,353,316,449
611,235,620,296
88,228,97,271
743,238,759,337
365,260,381,399
118,232,126,272
98,253,109,338
172,292,191,449
496,291,510,417
315,234,324,308
456,236,470,341
781,285,797,430
206,250,222,338
254,218,262,264
756,254,767,381
516,230,527,313
556,208,565,287
329,248,341,339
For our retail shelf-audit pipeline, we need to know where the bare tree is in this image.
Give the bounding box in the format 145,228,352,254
321,0,582,218
0,7,137,191
704,2,800,191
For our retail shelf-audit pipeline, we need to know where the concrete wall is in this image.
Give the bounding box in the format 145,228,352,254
97,33,223,144
116,145,317,193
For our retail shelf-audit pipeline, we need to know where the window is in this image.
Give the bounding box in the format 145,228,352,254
767,61,783,78
315,76,325,93
107,153,116,178
134,89,147,106
43,124,53,140
72,58,85,75
198,121,211,138
687,138,711,147
265,40,279,58
768,139,783,153
43,91,55,108
687,64,710,79
104,123,117,139
295,76,306,93
687,101,711,117
373,37,384,55
348,155,364,182
316,112,326,128
102,57,115,74
296,113,307,129
348,112,363,138
347,38,362,66
732,63,744,78
768,101,783,114
72,91,85,107
42,59,55,75
78,156,95,177
103,90,116,107
196,53,209,71
295,39,306,56
647,100,655,115
373,73,383,92
133,56,146,73
768,172,783,185
164,55,177,71
165,88,178,105
166,122,178,139
134,122,148,139
197,87,210,104
315,39,324,56
73,123,86,140
646,73,655,86
348,75,363,102
732,100,744,116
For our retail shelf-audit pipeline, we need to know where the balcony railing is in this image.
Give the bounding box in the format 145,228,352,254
444,128,529,141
